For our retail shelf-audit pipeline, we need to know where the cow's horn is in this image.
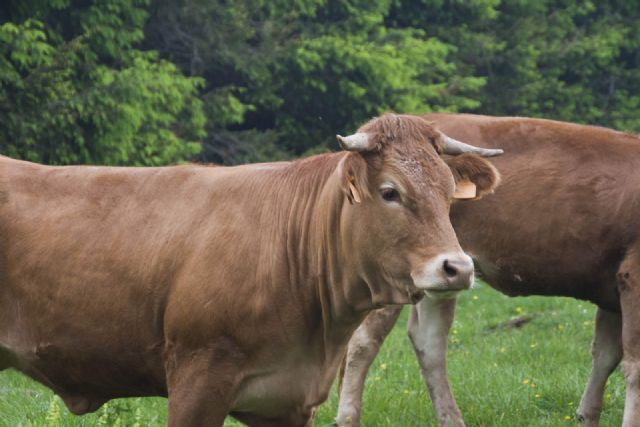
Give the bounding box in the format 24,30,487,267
336,133,373,152
441,133,504,157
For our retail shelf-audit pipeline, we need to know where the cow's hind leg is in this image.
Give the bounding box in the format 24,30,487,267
407,295,464,427
335,306,402,427
618,245,640,427
577,307,622,427
165,339,244,427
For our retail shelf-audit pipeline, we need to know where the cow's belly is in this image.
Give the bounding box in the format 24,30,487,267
473,256,620,312
0,270,169,402
231,355,333,421
0,325,167,402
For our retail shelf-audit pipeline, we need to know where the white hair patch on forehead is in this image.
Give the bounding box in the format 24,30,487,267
398,158,431,191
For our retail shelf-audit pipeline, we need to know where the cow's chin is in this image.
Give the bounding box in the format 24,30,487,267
423,287,461,300
370,283,424,307
407,286,425,304
397,281,425,305
416,280,464,300
397,283,425,305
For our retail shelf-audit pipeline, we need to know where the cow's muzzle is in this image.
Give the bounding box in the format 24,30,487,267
411,252,474,296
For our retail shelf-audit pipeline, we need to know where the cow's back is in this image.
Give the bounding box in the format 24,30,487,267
424,113,640,311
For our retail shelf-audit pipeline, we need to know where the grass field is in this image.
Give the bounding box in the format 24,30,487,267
0,281,625,426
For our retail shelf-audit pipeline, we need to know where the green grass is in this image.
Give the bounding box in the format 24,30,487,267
0,281,625,426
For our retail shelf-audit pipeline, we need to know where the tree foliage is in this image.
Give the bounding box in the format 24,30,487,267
0,0,204,166
2,0,639,165
389,0,640,130
144,0,484,161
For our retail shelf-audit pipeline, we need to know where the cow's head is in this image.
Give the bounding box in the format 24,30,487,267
337,113,501,305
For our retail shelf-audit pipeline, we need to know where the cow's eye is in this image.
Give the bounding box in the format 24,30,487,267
380,187,400,203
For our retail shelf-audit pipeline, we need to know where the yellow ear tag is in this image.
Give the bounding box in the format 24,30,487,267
453,179,477,200
348,182,362,204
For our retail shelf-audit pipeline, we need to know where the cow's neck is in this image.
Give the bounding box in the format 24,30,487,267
280,154,375,358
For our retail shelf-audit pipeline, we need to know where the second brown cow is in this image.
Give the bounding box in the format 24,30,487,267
336,113,640,427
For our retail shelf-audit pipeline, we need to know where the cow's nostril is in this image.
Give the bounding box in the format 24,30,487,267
443,259,458,278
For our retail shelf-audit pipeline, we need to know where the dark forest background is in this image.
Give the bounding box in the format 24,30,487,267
2,0,639,166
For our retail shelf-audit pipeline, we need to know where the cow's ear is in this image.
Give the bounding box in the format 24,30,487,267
340,153,370,204
445,153,501,200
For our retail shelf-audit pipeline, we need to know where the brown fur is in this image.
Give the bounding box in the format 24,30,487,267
357,113,444,154
0,114,499,426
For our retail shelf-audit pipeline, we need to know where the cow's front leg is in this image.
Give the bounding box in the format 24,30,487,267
165,339,244,427
619,246,640,427
335,306,402,426
577,307,622,427
407,295,464,427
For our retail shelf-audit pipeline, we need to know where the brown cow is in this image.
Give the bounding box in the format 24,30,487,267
0,114,501,426
336,113,640,427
